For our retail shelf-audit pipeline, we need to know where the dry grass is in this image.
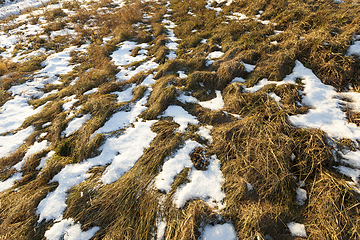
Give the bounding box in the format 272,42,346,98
1,0,360,239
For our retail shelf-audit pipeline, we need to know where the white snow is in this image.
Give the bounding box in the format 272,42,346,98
177,71,188,78
162,18,180,60
242,62,256,72
37,150,55,170
37,120,157,222
178,93,198,104
173,156,225,209
83,88,98,95
63,114,91,137
50,29,76,38
230,77,245,83
246,182,253,191
199,90,224,110
100,120,157,184
245,61,360,140
269,92,281,104
0,0,52,19
95,91,150,134
197,125,213,143
0,172,22,192
13,140,50,171
44,218,99,240
287,222,307,238
38,45,88,79
114,87,134,102
154,140,201,193
0,96,43,134
162,105,199,132
199,223,237,240
295,188,307,206
0,126,34,158
207,51,224,59
227,12,247,21
111,41,148,66
347,35,360,56
63,95,78,111
156,218,167,240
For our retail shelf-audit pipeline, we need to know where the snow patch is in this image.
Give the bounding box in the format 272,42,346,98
199,223,237,240
199,90,224,110
162,105,199,132
287,222,307,238
62,114,91,137
173,156,225,209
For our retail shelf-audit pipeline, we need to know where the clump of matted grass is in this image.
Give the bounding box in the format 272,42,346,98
210,85,360,238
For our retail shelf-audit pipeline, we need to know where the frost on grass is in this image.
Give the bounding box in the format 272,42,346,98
44,218,99,240
62,114,91,137
154,140,201,193
173,156,225,209
199,90,224,111
162,105,199,132
0,126,34,158
37,120,157,222
287,222,307,238
199,223,237,240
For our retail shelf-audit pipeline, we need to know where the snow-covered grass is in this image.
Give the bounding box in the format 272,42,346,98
1,0,360,239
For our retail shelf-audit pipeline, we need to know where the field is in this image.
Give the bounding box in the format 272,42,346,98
1,0,360,239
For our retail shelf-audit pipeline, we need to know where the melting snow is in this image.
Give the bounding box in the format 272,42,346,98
37,150,55,170
295,188,307,206
63,114,91,137
155,140,201,193
0,126,34,158
347,35,360,56
162,105,199,132
44,218,99,240
0,172,22,192
207,51,224,59
199,90,224,110
0,96,44,134
13,140,50,171
100,120,157,184
287,222,307,238
95,90,150,134
199,223,237,240
197,125,213,143
173,155,225,209
242,62,256,72
83,88,98,95
37,120,157,222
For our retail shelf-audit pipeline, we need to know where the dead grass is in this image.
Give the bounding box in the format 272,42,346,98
1,0,360,239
